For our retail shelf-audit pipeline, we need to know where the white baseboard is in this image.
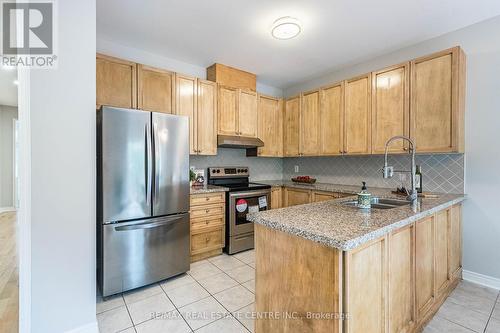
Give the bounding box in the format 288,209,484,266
65,321,99,333
0,207,16,213
463,270,500,290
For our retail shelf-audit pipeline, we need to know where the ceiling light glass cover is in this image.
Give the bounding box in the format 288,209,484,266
271,17,301,40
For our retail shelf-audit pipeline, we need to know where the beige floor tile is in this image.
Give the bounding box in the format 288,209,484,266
195,315,248,333
233,303,255,333
166,281,210,308
160,273,196,292
208,255,246,271
179,296,228,330
188,261,223,280
241,280,255,294
97,294,125,314
119,328,136,333
423,315,474,333
214,285,254,312
486,317,500,333
455,281,499,302
134,310,191,333
491,300,500,320
123,284,163,305
127,293,176,325
225,265,255,284
97,305,133,333
233,250,255,264
448,287,497,315
437,298,489,332
197,272,239,294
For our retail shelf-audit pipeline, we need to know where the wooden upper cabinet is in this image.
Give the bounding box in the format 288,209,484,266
197,80,217,155
372,63,410,154
96,54,137,109
410,47,465,153
218,85,238,135
320,83,344,155
300,90,321,156
284,96,301,156
137,64,175,113
258,95,283,157
344,74,372,154
239,90,258,137
175,74,197,154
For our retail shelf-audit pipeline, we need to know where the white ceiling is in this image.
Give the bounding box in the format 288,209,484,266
98,0,500,88
0,68,17,106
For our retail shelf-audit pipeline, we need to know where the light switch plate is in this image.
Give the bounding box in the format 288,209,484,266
294,165,299,173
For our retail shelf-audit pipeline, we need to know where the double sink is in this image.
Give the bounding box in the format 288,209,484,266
342,197,412,210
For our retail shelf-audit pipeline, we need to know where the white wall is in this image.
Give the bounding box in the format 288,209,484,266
97,37,284,97
0,105,17,207
285,15,500,280
29,0,97,331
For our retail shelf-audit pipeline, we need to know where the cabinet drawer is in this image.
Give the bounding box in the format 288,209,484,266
191,228,224,254
190,193,225,206
190,203,225,219
191,216,224,232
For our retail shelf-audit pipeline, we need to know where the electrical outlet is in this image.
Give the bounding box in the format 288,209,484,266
294,165,299,173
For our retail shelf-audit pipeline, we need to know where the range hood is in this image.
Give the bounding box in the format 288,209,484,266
217,135,264,149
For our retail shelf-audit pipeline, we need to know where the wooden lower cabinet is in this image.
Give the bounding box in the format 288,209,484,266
283,188,311,207
190,192,225,262
449,205,462,278
312,190,353,202
416,215,435,317
270,187,283,209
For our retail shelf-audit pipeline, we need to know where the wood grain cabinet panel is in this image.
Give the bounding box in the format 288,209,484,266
344,74,372,154
416,216,435,317
196,80,218,155
284,188,311,207
301,90,321,155
320,83,344,155
238,90,258,137
175,74,197,154
435,209,450,295
270,187,283,209
372,63,410,154
137,64,175,113
96,54,137,109
449,204,462,278
284,96,301,156
257,95,283,157
218,85,239,135
410,47,465,153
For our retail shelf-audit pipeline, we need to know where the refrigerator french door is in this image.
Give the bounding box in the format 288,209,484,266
97,106,190,297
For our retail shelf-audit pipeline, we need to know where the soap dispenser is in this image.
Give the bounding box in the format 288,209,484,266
357,181,372,209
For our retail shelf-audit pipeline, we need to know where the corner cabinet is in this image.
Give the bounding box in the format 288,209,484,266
96,54,137,109
137,64,175,113
410,47,465,153
217,85,258,137
257,95,283,157
344,74,372,155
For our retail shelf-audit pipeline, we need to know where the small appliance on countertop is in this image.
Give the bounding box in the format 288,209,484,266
207,167,271,254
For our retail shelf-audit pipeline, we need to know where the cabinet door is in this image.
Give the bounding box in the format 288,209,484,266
344,74,371,154
270,187,283,209
96,54,137,109
258,95,283,157
239,90,258,137
320,83,343,155
435,209,450,295
410,47,465,153
284,188,311,207
137,65,175,113
218,85,238,135
449,204,462,278
415,216,435,317
372,63,410,154
300,90,321,156
284,96,301,156
312,191,336,202
388,224,415,333
197,80,218,155
175,74,197,154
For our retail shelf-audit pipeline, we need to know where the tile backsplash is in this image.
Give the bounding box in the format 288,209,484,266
283,154,465,194
191,149,464,194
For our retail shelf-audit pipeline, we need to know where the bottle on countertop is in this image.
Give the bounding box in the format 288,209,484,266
357,181,371,209
415,165,423,193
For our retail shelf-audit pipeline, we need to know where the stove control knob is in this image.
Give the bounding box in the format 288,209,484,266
216,169,221,173
212,169,216,173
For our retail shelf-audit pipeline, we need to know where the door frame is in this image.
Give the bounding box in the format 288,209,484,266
12,118,19,208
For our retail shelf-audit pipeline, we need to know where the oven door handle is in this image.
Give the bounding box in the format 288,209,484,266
229,189,271,199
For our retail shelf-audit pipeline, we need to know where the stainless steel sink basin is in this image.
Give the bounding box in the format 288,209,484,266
342,197,411,210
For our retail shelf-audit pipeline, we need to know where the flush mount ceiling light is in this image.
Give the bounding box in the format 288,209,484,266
271,16,301,40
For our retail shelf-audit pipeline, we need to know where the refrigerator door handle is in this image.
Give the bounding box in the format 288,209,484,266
153,122,160,204
114,215,184,231
145,123,152,206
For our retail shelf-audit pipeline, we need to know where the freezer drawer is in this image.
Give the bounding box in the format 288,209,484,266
100,213,190,297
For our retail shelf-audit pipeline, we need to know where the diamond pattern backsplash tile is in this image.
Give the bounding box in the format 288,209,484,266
283,154,465,194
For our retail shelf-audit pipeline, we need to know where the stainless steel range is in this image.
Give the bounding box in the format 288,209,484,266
207,167,271,254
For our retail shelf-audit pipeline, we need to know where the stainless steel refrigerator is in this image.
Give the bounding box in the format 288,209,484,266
97,106,190,297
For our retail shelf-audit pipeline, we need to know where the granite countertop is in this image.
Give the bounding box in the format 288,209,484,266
248,185,465,251
190,185,228,195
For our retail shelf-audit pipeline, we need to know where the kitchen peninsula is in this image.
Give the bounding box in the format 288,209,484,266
248,186,465,333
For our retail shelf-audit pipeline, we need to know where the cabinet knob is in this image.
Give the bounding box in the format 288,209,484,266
205,220,209,224
205,209,209,213
205,237,210,242
205,197,210,201
403,147,408,151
